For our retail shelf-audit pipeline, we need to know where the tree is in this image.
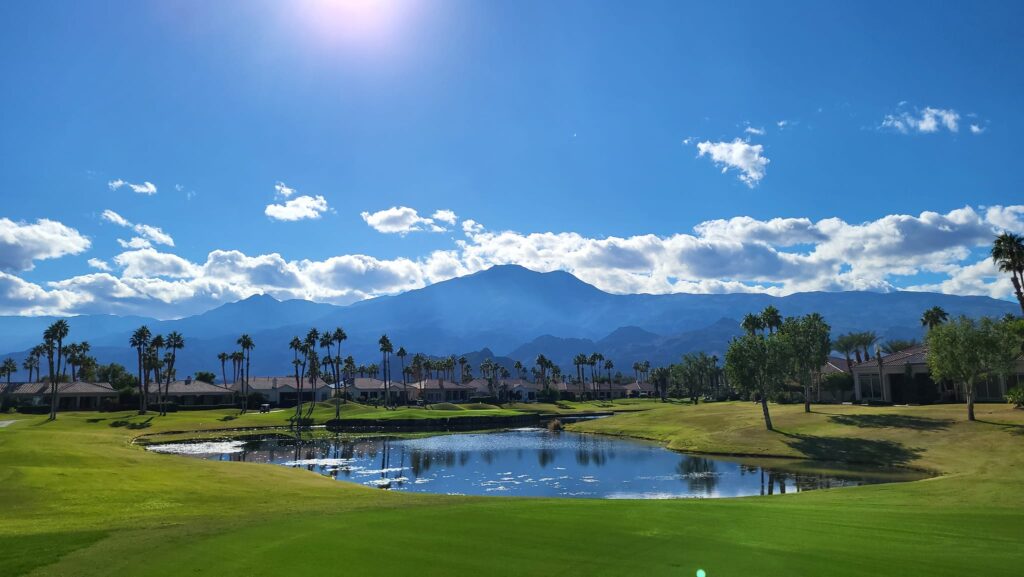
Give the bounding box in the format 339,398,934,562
379,334,393,409
161,332,184,416
398,347,409,402
725,329,787,431
921,306,949,331
991,232,1024,315
195,371,217,384
237,334,254,414
857,331,878,362
881,339,920,354
926,316,1022,421
217,352,229,386
604,359,614,395
1,357,16,407
761,306,783,334
651,366,670,402
742,313,765,336
42,320,70,420
129,326,151,414
779,314,831,413
332,328,348,406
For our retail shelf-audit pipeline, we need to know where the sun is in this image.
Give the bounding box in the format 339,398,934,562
290,0,414,50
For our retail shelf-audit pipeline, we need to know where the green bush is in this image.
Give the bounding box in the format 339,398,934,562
1007,387,1024,408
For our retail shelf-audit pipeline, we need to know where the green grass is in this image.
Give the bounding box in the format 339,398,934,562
1,401,1022,576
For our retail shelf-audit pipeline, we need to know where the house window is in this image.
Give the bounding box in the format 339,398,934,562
859,374,882,399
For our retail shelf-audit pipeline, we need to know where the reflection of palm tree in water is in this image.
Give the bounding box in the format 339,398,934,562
676,456,718,495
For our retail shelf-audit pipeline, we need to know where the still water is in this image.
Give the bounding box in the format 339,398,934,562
147,428,918,499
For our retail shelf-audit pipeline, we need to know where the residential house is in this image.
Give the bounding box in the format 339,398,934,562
6,381,118,410
850,344,1023,403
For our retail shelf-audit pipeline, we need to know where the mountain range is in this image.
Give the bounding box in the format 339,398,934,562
1,264,1017,381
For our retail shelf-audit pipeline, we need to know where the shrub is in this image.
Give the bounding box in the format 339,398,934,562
1007,387,1024,409
547,419,564,432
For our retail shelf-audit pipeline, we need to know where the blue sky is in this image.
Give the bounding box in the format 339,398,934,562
1,1,1023,318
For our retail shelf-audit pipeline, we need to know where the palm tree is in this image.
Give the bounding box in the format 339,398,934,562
332,328,348,405
379,335,393,409
237,334,254,414
513,360,523,380
881,339,919,354
741,313,765,335
129,326,151,414
589,353,602,399
43,320,69,420
834,334,857,370
149,334,165,412
217,352,229,386
604,359,614,397
992,232,1024,314
858,331,878,361
301,329,318,416
397,347,409,402
761,305,782,334
921,306,950,331
1,357,17,406
162,332,184,416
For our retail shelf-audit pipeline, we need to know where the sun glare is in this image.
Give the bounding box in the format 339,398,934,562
290,0,413,50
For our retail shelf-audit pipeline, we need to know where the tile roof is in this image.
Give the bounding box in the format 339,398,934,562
6,381,117,395
147,380,234,395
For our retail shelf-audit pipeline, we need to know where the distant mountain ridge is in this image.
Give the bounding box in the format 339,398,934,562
0,264,1017,381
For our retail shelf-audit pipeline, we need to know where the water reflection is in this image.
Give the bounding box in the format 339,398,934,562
149,429,919,499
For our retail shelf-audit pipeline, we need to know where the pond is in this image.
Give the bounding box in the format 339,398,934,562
146,428,924,499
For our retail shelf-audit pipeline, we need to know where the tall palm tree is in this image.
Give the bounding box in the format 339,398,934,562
162,332,184,416
129,326,151,414
301,329,318,416
761,305,782,334
604,359,614,396
921,307,949,331
1,357,17,407
332,328,348,405
288,336,303,419
992,232,1024,314
217,352,229,386
149,335,165,412
398,347,409,403
43,320,69,421
921,306,950,331
834,334,857,370
513,360,523,380
378,334,393,409
589,353,602,399
858,331,878,362
237,334,254,414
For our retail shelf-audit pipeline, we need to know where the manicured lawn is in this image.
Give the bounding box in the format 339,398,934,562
2,401,1022,576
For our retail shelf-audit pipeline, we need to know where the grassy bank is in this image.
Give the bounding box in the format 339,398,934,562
1,401,1022,576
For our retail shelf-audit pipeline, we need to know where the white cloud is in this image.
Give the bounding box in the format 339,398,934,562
118,237,152,250
361,206,446,234
87,258,111,271
265,195,329,222
100,209,174,246
431,209,458,225
3,205,1023,317
986,205,1024,233
744,126,766,136
108,179,158,195
696,138,770,187
101,209,131,227
970,124,985,135
776,120,790,129
133,224,174,247
114,248,199,278
0,218,91,272
274,181,297,198
881,105,960,134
